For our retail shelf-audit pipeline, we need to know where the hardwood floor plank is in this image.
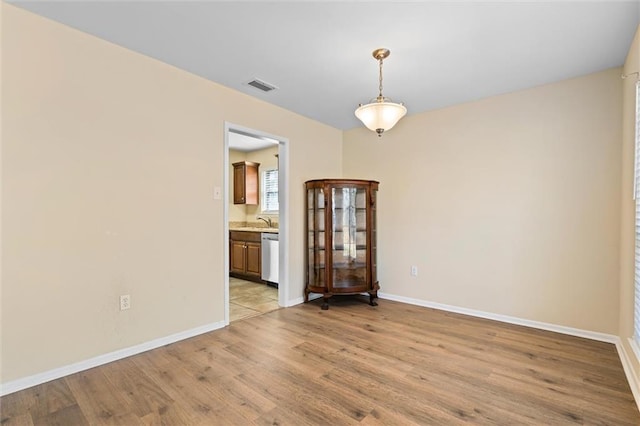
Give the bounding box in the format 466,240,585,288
0,413,35,426
359,406,423,426
485,369,590,423
225,332,373,423
137,363,228,423
136,400,200,426
64,369,138,426
321,367,465,425
100,357,175,419
32,404,88,426
159,336,251,380
0,387,38,423
0,380,78,425
236,368,362,426
407,361,557,424
226,317,306,351
201,375,276,422
2,298,638,425
253,406,325,426
33,380,77,419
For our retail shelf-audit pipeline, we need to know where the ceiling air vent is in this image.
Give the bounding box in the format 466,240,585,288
247,78,277,92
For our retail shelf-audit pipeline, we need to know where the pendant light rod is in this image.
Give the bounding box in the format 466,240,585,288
378,57,383,98
373,48,390,99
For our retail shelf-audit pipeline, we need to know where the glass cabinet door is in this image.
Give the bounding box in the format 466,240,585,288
307,188,325,288
330,186,368,290
371,187,377,286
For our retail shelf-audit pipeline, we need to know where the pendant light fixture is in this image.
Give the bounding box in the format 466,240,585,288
355,48,407,137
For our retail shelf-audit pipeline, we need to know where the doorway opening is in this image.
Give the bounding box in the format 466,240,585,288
223,123,289,324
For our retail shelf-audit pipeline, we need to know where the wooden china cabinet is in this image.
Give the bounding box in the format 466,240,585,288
304,179,379,310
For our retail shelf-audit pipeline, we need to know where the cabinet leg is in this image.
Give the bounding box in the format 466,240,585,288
369,293,378,307
304,289,309,303
321,297,330,310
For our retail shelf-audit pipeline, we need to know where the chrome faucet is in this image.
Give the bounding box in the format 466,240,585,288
257,216,272,228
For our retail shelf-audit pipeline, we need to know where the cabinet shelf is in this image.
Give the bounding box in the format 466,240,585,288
333,280,367,289
308,208,367,212
308,245,367,251
304,179,380,310
332,263,367,269
309,262,367,269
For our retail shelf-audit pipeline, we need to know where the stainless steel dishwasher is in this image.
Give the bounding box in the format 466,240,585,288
261,232,279,287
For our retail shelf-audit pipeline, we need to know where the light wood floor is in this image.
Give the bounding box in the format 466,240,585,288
229,277,279,322
1,296,638,425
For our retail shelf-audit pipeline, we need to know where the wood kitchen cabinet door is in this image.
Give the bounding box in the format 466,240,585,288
245,242,261,277
233,161,259,205
230,240,247,274
229,231,263,283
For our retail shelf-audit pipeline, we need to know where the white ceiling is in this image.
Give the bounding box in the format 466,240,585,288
11,1,640,131
229,130,278,152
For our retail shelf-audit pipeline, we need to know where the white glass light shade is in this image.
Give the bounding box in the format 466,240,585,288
355,100,407,135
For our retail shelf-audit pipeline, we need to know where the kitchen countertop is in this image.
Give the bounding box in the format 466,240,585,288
229,226,279,234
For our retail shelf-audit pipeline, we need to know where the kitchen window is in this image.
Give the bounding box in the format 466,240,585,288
262,169,279,213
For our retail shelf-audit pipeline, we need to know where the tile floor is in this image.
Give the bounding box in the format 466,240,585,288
229,277,280,322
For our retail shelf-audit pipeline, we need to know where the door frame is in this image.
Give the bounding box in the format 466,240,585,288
223,122,289,325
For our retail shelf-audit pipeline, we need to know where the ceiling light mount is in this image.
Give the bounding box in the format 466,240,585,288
372,48,390,62
355,48,407,137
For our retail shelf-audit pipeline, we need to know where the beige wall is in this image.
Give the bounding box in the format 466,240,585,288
344,68,622,334
1,4,342,383
619,25,640,391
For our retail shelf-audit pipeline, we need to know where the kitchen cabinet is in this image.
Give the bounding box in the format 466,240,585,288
233,161,260,205
305,179,379,309
230,231,262,282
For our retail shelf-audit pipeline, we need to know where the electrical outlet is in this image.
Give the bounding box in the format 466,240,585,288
410,266,418,277
120,294,131,311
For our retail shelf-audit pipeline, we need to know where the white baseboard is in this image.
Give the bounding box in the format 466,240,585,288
616,338,640,412
286,296,305,306
378,292,618,343
287,294,322,307
1,320,226,396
